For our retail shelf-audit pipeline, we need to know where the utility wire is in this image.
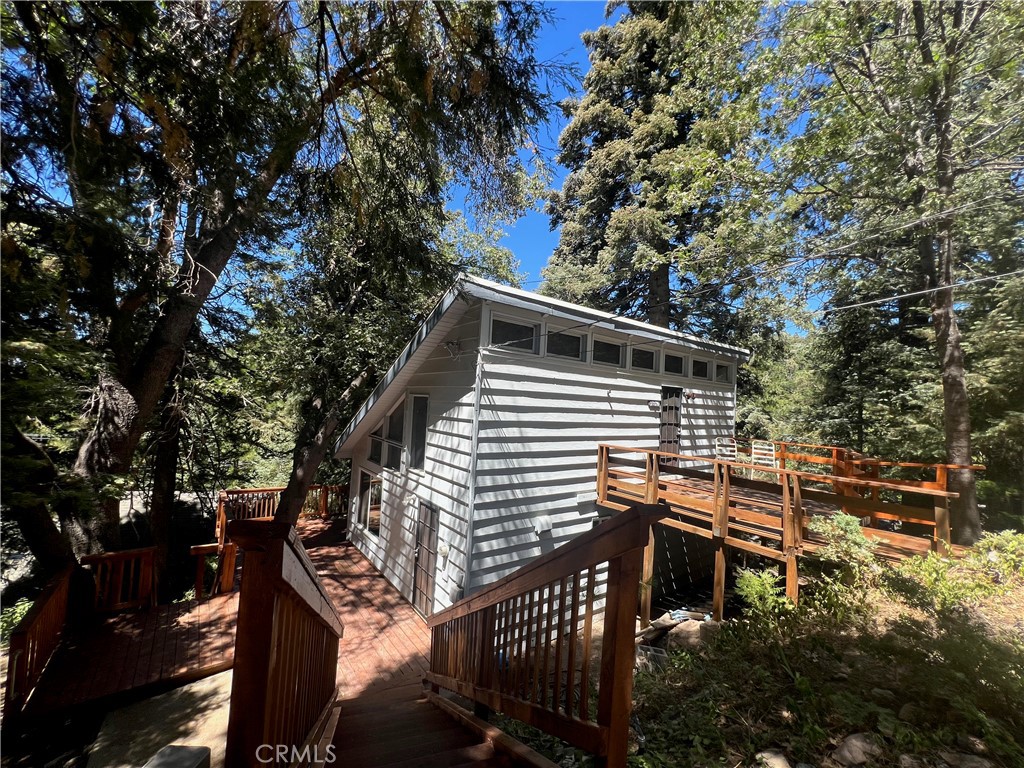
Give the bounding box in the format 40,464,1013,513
816,268,1024,314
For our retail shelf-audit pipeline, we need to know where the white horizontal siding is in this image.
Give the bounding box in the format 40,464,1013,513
348,305,481,614
468,347,736,590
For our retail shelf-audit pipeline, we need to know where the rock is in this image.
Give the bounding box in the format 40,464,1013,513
755,750,791,768
650,612,681,630
663,620,701,651
938,752,993,768
795,763,815,768
832,663,852,681
898,756,926,768
699,619,722,643
832,733,880,766
955,734,988,756
898,703,924,724
870,688,896,704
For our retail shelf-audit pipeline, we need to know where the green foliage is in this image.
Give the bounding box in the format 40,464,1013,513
734,568,792,623
885,531,1024,613
630,536,1024,767
0,597,32,642
808,514,879,582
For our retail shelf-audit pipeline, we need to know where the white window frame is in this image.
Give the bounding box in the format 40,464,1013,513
691,357,712,381
544,325,587,362
408,394,429,472
489,313,540,355
591,335,625,368
629,345,659,373
381,398,406,471
715,362,733,384
663,351,689,377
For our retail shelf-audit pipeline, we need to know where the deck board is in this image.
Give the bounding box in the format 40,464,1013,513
24,592,239,716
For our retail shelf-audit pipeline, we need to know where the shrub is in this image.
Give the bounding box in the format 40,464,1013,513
1,597,32,642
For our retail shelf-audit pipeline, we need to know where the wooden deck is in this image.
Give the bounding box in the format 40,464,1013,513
24,591,238,715
299,523,520,766
16,520,524,766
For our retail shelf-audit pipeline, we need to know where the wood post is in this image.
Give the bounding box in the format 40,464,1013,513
597,547,644,768
781,473,798,605
640,527,655,627
644,452,659,504
218,543,237,595
712,462,730,621
224,541,281,768
597,446,609,504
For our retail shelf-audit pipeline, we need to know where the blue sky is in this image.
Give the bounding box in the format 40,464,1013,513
494,1,616,288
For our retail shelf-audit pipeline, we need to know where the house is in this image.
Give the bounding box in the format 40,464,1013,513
334,275,749,617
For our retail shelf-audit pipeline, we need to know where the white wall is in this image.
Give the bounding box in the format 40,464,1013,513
347,304,481,613
468,307,738,591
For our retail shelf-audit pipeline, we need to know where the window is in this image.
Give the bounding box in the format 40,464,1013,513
368,424,383,465
547,330,585,360
491,317,539,353
593,338,624,367
359,471,382,537
409,395,429,470
664,353,687,375
631,347,658,372
385,400,405,469
715,363,732,384
692,359,711,380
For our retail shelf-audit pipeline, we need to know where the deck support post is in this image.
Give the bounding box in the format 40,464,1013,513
640,527,655,627
597,547,644,768
781,473,799,605
711,462,730,621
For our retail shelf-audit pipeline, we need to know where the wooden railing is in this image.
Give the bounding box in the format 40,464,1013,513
81,547,157,612
3,565,73,726
597,444,967,622
225,520,343,768
427,505,667,768
192,484,348,599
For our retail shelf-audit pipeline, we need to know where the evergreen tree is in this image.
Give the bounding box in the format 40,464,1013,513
1,1,549,570
774,0,1024,542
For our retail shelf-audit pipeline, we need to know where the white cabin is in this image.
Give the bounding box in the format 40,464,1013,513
334,275,749,617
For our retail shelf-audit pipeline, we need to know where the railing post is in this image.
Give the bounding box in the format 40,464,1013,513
934,465,951,554
597,547,644,768
781,473,799,605
225,538,282,768
644,452,659,504
597,445,609,504
712,462,730,621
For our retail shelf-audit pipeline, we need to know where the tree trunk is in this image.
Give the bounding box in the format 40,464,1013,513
647,261,672,328
274,368,372,525
932,244,980,544
1,421,76,575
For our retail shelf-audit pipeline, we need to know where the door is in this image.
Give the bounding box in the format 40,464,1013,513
660,386,683,459
413,502,439,617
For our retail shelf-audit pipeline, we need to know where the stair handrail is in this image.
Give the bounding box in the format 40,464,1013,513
3,564,74,727
427,504,667,768
224,520,343,768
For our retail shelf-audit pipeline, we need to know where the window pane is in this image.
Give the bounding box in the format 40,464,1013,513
385,443,401,470
547,331,583,359
387,401,405,443
410,396,428,469
665,354,685,375
360,472,381,537
631,348,657,371
593,339,623,366
368,423,382,464
716,364,732,383
692,359,710,379
491,318,537,352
